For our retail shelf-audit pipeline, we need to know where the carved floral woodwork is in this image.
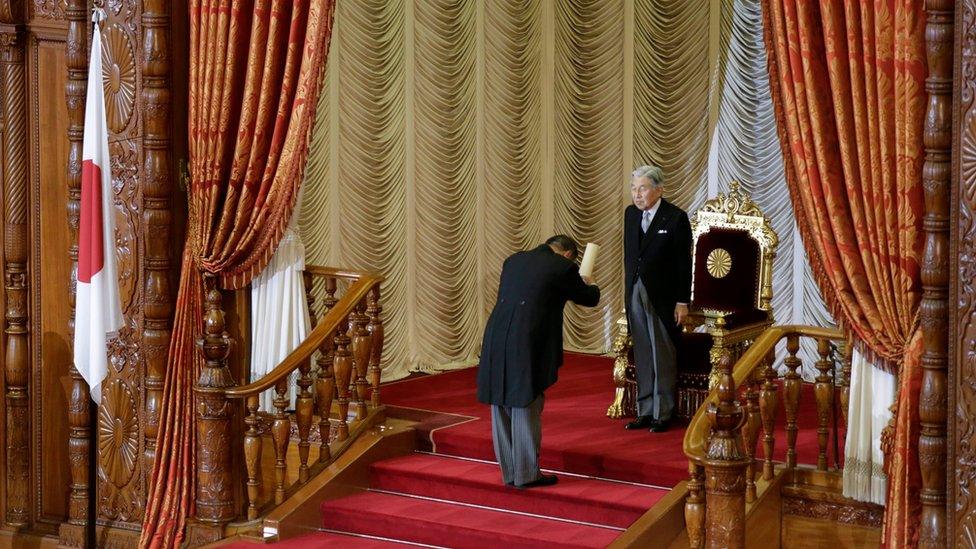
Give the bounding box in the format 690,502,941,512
781,494,884,528
31,0,67,21
55,0,173,541
920,1,952,547
953,0,975,545
100,23,135,133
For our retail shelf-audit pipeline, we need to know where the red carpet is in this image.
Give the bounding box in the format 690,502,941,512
382,352,842,488
223,532,415,548
228,352,840,547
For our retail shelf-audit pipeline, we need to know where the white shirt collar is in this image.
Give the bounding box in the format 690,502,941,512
643,198,662,220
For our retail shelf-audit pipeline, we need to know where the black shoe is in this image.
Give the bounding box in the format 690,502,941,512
515,474,558,489
625,416,655,430
649,419,671,433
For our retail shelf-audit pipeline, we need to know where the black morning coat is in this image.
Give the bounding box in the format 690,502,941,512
623,199,693,341
477,245,601,408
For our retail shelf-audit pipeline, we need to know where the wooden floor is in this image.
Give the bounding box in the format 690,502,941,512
781,516,880,548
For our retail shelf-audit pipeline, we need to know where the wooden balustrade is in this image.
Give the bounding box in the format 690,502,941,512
683,325,846,548
193,266,384,529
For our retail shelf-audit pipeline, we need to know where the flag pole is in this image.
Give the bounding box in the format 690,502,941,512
85,6,107,548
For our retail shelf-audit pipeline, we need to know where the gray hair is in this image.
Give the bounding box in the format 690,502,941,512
631,165,664,188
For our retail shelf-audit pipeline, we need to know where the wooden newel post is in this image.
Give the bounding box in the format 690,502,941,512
702,350,749,549
194,272,237,526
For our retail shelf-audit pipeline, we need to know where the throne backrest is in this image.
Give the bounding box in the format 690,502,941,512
689,181,778,314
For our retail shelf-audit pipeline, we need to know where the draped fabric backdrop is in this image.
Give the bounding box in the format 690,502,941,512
299,0,834,382
762,0,926,545
140,1,335,546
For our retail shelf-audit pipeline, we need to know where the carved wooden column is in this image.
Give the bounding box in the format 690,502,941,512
63,0,92,540
194,274,237,530
919,1,952,546
702,350,748,549
0,22,29,528
142,0,174,485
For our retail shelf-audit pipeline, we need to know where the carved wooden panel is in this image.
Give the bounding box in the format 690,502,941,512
953,0,976,545
30,0,67,22
781,494,884,528
95,0,147,529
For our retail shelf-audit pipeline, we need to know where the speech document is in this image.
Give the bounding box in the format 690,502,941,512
579,242,599,278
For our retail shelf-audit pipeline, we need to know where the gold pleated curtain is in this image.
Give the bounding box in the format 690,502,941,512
301,0,834,380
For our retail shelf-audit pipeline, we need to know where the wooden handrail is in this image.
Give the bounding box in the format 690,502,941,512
225,273,383,398
303,265,374,281
682,324,844,459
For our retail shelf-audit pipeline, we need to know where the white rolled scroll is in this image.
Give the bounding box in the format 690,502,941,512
578,242,600,279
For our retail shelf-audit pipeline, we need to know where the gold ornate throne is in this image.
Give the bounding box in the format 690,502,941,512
607,181,779,421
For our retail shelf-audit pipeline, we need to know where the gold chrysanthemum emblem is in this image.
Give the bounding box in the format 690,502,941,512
706,248,732,279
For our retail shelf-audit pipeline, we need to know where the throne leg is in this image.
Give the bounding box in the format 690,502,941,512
608,315,637,419
608,358,637,418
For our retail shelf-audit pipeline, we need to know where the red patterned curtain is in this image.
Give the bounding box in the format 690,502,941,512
761,1,925,546
140,0,335,546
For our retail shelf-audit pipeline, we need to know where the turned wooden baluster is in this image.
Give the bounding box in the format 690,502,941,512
367,285,384,407
814,338,833,471
333,316,353,441
243,395,263,520
685,461,706,549
759,350,778,481
351,300,373,420
783,335,802,469
316,277,339,460
304,271,316,328
742,369,762,503
702,350,748,548
271,380,290,504
296,352,314,483
839,338,852,427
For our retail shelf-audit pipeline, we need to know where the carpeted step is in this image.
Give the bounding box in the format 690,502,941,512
219,531,418,548
369,453,665,528
320,491,621,549
382,353,840,489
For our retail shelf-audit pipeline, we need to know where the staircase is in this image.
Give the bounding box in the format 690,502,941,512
221,449,669,548
313,452,667,547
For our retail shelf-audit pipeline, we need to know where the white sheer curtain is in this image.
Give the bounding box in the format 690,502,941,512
250,208,312,412
843,349,895,505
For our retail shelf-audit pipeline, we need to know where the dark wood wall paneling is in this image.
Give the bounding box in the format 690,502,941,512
0,0,179,544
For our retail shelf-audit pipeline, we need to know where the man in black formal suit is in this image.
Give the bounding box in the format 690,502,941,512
623,165,693,433
477,235,601,488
